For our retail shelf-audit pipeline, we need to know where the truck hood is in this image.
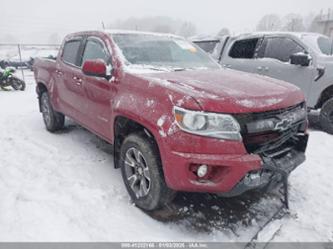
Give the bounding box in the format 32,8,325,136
141,69,304,113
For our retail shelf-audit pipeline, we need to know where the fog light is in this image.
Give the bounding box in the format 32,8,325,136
244,172,261,187
197,165,208,178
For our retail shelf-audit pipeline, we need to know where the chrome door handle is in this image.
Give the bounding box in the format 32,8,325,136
257,66,263,71
73,76,82,82
264,67,269,71
55,70,63,76
73,76,82,86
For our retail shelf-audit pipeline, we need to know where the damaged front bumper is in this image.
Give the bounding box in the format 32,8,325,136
218,134,308,207
218,149,305,196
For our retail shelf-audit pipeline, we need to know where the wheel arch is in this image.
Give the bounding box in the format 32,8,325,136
36,82,48,112
315,85,333,109
113,115,161,169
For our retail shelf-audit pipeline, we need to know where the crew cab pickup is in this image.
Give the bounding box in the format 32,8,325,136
192,32,333,134
34,30,308,211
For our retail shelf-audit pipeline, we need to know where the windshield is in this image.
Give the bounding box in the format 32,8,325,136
302,34,333,56
111,34,220,71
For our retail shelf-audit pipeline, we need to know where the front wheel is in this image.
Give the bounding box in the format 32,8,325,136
40,92,65,132
320,98,333,135
120,132,176,211
11,78,26,91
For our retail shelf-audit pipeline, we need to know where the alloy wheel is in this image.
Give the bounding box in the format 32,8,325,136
124,147,151,198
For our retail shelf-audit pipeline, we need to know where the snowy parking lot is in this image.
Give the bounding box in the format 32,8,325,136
0,71,333,242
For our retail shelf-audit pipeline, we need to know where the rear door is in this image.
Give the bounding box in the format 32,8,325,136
56,37,87,121
256,36,316,101
220,36,264,73
80,36,114,138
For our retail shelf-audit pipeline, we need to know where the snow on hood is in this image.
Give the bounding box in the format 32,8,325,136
139,69,304,113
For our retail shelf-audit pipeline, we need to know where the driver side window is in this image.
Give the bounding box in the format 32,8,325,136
258,37,304,63
81,38,112,67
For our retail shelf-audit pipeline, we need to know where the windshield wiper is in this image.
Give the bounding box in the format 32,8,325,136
129,64,171,72
173,68,187,72
172,67,209,72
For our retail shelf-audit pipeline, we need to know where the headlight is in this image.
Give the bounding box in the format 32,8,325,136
174,107,241,141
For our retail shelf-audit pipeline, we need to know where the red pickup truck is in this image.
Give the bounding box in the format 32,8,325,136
34,30,308,211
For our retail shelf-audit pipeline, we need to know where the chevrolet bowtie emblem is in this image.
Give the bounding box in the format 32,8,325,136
274,118,293,131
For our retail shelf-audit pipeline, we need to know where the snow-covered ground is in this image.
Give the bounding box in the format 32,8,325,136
0,71,333,242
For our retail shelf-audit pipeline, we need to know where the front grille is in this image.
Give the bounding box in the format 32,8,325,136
234,103,307,156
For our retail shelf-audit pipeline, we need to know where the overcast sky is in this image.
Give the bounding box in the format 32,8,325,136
1,0,332,43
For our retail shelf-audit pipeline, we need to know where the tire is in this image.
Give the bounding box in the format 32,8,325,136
11,78,26,91
40,92,65,132
120,132,176,211
320,98,333,135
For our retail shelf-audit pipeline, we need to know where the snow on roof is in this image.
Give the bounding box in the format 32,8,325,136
105,29,183,39
235,31,324,40
189,34,222,42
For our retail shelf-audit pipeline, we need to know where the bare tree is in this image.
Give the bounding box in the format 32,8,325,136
256,14,282,31
282,14,305,32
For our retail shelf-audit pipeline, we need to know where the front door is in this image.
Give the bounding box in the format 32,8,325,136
221,37,264,74
256,36,316,102
80,37,114,138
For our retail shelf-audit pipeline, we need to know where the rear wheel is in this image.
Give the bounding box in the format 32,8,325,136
11,78,26,91
320,98,333,135
120,132,176,211
40,92,65,132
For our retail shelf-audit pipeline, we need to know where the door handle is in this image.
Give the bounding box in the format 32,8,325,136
55,70,63,76
257,66,263,71
73,76,82,86
223,64,232,68
264,66,269,72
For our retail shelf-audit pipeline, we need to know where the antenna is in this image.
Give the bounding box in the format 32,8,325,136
102,21,106,30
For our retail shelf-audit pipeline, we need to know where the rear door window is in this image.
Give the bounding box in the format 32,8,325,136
62,39,82,66
259,37,304,62
229,38,259,59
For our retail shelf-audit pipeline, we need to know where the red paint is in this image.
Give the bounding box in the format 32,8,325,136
82,59,107,77
34,31,306,194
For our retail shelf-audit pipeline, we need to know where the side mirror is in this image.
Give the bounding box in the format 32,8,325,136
290,53,311,67
82,59,107,78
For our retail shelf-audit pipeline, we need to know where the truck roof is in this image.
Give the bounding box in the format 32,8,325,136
235,31,325,39
191,32,327,43
105,29,183,39
63,29,184,41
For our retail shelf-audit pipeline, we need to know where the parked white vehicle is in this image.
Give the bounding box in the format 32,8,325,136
192,32,333,134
